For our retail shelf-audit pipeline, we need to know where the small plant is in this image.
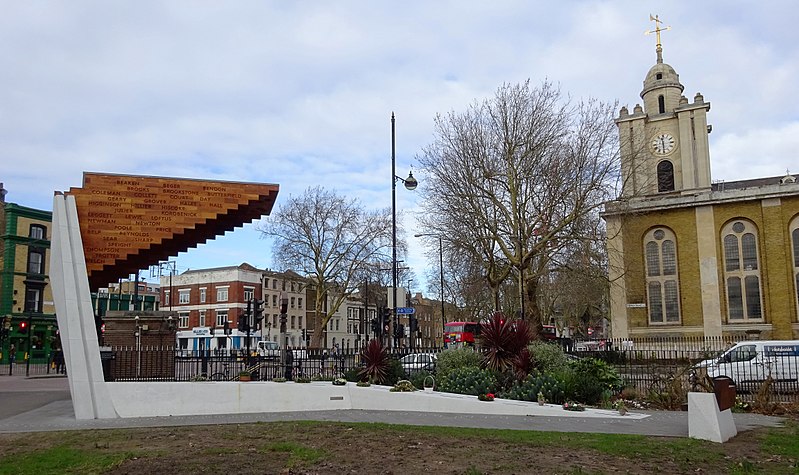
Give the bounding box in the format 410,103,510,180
359,339,391,384
190,375,208,382
356,381,371,387
332,377,347,386
295,377,311,383
390,379,416,392
238,371,251,381
478,393,495,401
615,399,628,415
537,391,546,405
562,401,585,411
273,377,287,383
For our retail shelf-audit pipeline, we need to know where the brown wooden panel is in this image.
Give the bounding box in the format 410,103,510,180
66,172,279,290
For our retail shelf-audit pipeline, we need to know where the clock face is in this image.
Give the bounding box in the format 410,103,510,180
652,133,675,155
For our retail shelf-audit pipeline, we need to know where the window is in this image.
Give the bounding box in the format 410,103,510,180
178,289,190,304
273,314,278,327
644,227,681,324
216,310,228,327
790,217,799,317
722,220,763,320
244,287,254,302
282,280,286,291
164,291,170,306
291,315,295,329
27,250,44,274
290,297,295,308
199,288,206,303
272,279,277,290
656,72,663,80
658,94,666,114
199,311,206,327
179,312,189,328
291,281,295,292
29,224,46,240
272,295,278,307
298,298,303,309
298,316,303,329
216,286,229,302
657,161,675,192
24,287,42,313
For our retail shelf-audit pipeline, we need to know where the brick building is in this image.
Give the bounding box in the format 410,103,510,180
0,184,57,364
166,263,264,354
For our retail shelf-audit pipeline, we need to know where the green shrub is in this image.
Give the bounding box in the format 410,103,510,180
383,358,405,386
436,348,482,381
561,358,623,405
528,341,571,374
439,366,497,396
500,372,566,404
409,370,435,390
344,367,361,382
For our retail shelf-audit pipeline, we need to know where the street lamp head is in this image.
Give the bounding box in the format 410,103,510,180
403,171,418,191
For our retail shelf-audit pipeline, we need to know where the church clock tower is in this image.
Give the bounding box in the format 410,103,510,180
617,15,712,198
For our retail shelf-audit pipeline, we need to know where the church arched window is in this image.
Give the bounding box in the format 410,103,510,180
644,227,681,324
722,220,763,321
657,160,675,192
658,94,666,113
790,216,799,319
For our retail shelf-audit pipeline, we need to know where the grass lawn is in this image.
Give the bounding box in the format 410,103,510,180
0,420,796,474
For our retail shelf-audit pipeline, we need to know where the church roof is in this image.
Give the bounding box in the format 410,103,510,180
712,174,798,192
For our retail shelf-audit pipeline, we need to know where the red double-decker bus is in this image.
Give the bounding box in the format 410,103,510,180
444,321,481,349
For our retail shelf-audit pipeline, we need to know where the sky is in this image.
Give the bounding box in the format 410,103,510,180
2,1,797,294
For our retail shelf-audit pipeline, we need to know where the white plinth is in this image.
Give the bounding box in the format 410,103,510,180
688,392,737,443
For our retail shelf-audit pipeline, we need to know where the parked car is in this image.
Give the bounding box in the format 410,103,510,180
399,353,437,375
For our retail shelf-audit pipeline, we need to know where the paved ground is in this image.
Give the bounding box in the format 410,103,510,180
0,374,786,436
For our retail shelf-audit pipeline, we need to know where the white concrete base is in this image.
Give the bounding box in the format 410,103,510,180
688,392,737,443
102,381,649,420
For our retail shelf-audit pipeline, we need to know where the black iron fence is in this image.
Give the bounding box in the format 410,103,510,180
5,338,797,405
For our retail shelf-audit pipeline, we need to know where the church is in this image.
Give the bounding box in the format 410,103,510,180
603,23,799,341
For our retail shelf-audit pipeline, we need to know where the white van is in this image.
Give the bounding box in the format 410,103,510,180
698,340,799,390
257,340,280,359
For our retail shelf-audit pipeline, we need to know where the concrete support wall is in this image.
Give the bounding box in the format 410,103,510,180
50,194,117,419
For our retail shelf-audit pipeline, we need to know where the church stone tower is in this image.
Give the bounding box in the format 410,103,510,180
617,20,712,198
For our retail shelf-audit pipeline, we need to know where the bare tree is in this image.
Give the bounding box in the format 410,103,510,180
259,186,393,348
417,80,619,326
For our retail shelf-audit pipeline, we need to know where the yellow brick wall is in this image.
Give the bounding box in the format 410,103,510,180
617,195,799,339
621,207,702,331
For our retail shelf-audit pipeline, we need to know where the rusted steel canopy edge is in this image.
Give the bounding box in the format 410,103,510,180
64,172,279,290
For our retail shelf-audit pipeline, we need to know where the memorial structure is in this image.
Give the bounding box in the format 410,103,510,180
50,172,279,418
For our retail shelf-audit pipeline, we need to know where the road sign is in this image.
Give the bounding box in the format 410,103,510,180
395,307,415,315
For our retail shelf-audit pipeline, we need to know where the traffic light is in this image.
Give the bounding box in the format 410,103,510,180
237,316,246,332
371,318,380,336
19,321,28,335
409,316,418,334
279,295,288,333
394,323,404,338
223,320,231,335
253,299,264,324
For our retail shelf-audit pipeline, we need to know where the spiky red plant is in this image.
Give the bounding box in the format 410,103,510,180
358,338,390,384
481,313,534,373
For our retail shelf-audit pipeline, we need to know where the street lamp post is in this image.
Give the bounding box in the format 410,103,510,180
391,113,417,349
414,233,445,345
